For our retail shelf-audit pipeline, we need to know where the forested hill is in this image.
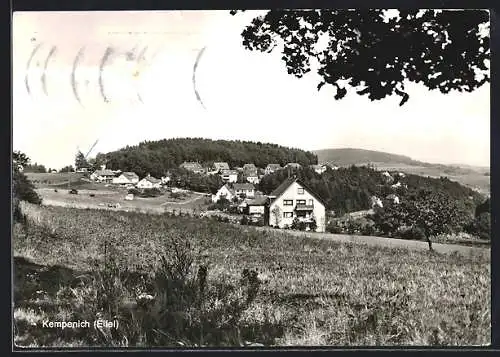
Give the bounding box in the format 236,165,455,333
102,138,318,178
258,165,485,216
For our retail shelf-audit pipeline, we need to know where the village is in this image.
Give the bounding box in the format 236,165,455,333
80,161,341,232
69,159,411,234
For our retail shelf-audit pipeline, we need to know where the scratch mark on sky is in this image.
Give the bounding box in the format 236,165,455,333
41,46,57,96
193,46,207,110
25,43,43,97
71,47,85,106
99,47,114,103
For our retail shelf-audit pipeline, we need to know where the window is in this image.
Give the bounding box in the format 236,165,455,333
283,199,293,206
308,199,314,206
297,188,304,194
283,212,293,218
297,200,306,205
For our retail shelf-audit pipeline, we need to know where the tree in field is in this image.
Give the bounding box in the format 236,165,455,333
231,9,489,105
75,150,89,170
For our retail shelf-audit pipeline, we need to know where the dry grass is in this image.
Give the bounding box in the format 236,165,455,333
13,203,491,347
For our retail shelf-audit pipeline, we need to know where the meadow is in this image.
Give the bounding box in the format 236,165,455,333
13,202,491,347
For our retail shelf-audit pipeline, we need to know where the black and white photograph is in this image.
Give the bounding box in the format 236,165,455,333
12,9,490,348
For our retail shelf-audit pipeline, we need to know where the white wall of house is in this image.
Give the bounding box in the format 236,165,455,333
246,176,260,184
235,188,255,198
137,179,161,189
249,205,265,215
113,174,138,185
221,173,238,183
268,181,326,232
212,185,235,202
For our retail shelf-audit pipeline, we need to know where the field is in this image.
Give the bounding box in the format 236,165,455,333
25,172,85,185
13,202,490,347
35,187,211,214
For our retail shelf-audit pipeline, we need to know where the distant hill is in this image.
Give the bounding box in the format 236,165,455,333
314,148,490,195
315,148,431,167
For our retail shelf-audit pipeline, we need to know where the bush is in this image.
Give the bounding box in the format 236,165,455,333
240,216,249,225
128,188,141,196
141,188,162,198
465,212,491,240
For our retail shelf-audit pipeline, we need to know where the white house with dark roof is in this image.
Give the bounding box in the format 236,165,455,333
90,168,117,183
267,176,326,232
265,164,282,175
233,183,255,198
220,169,238,183
212,184,236,203
136,175,162,189
212,162,230,172
180,162,205,174
112,172,140,185
310,164,327,175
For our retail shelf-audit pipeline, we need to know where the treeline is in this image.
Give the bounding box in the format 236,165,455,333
258,165,484,217
101,138,318,178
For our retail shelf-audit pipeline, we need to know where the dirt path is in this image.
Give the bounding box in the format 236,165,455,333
254,227,490,258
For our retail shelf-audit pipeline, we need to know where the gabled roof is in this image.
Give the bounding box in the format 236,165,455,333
141,176,161,184
122,172,139,180
247,196,268,206
233,183,255,191
181,162,203,170
213,162,230,170
269,176,327,207
266,163,282,170
243,163,257,171
93,169,116,177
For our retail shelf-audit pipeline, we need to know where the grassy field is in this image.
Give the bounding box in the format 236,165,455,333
25,172,85,184
13,202,490,347
35,187,210,214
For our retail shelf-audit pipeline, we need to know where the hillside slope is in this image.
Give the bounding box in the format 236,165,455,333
314,148,490,194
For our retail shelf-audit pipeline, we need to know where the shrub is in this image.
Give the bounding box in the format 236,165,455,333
141,188,162,198
128,188,141,196
465,212,491,240
240,216,249,225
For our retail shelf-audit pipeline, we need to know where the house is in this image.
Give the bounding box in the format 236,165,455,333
212,162,230,172
391,182,402,189
220,169,238,183
246,174,260,184
233,183,255,198
246,195,268,217
310,164,327,175
243,163,258,173
285,163,302,170
370,196,383,208
136,175,162,189
325,162,339,170
212,184,236,203
161,175,171,184
265,164,282,175
112,172,139,185
90,168,117,183
268,176,326,232
386,194,400,204
180,162,205,174
381,171,394,183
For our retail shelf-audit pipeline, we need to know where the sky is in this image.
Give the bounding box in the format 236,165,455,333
12,10,490,170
